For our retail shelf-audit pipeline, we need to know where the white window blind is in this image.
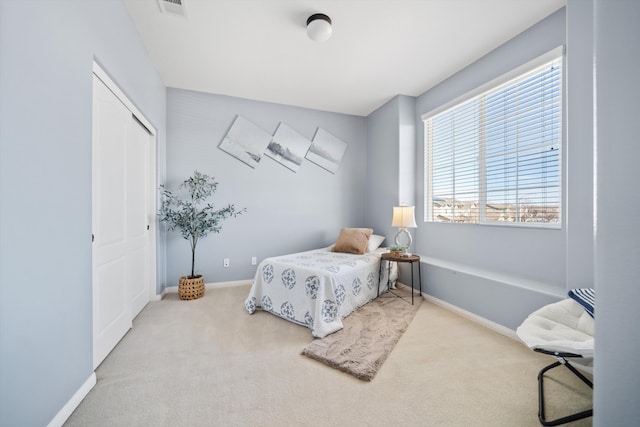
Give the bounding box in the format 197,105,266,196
424,51,563,227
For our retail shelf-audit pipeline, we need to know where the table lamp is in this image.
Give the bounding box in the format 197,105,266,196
392,205,417,252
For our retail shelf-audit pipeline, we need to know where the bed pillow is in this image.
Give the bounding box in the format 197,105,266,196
367,234,385,252
332,228,373,254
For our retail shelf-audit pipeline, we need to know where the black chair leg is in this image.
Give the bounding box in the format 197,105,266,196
537,359,593,426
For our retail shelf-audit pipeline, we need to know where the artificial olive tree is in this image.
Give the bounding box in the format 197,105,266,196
159,171,245,279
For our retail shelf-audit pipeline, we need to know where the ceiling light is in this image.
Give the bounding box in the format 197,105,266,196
306,13,332,42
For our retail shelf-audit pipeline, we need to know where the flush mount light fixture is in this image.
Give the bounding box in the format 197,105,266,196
306,13,332,42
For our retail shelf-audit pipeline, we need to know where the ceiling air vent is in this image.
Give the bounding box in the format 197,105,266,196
157,0,187,17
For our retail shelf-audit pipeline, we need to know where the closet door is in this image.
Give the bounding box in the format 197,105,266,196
92,75,153,369
92,75,132,369
126,117,152,319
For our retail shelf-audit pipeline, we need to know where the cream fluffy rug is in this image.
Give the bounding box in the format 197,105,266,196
302,284,422,381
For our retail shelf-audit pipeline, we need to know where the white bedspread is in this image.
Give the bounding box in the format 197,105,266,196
244,247,395,338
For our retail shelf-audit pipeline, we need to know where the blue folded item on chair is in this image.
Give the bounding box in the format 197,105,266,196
568,288,595,318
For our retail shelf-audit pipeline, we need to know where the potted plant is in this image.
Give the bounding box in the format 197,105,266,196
389,244,408,257
159,170,245,300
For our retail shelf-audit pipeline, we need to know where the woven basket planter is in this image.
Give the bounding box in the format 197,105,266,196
178,275,205,300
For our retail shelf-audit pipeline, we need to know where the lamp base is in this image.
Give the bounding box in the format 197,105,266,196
394,228,413,249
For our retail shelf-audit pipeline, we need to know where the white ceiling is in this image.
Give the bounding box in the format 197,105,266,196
123,0,565,117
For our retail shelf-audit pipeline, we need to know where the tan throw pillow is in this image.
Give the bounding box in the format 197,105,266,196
332,228,373,255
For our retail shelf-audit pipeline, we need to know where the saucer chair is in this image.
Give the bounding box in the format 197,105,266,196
516,289,595,426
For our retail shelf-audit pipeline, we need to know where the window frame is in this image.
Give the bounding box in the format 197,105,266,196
422,46,565,229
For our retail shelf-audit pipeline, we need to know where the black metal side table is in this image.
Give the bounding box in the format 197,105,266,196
378,253,422,305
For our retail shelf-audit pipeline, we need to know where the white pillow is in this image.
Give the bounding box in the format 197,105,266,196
367,234,386,252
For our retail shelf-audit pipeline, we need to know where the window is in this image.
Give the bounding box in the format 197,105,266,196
424,49,563,227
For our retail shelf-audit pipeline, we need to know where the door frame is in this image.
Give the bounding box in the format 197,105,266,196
92,61,158,309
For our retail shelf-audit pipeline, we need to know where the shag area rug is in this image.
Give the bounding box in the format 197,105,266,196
302,284,422,381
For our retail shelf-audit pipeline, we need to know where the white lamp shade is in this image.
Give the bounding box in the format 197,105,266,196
392,206,417,228
306,14,332,42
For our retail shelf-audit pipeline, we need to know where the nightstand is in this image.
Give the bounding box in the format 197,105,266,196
378,253,422,305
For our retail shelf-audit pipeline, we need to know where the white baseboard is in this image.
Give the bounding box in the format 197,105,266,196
422,293,519,341
205,280,252,288
150,290,165,301
47,372,96,427
164,279,252,294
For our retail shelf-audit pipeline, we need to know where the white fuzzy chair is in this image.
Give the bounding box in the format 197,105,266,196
516,290,594,426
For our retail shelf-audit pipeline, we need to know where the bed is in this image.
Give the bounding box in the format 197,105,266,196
244,229,397,338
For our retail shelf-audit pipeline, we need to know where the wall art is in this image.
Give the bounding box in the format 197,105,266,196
305,127,348,174
265,122,312,172
218,115,272,168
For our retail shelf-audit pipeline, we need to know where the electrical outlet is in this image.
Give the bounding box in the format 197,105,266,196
223,258,230,267
251,256,257,265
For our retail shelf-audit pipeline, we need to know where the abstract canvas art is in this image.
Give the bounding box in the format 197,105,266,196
265,123,312,172
218,115,273,168
306,127,348,174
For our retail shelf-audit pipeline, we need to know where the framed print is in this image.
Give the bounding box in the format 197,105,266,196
306,128,347,174
219,115,272,168
265,123,312,172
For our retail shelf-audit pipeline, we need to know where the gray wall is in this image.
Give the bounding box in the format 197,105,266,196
0,1,166,426
398,95,417,209
164,88,367,286
412,8,588,330
593,0,640,423
565,0,595,291
366,95,417,248
366,95,417,283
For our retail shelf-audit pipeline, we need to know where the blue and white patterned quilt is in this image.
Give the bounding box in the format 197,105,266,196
244,247,395,338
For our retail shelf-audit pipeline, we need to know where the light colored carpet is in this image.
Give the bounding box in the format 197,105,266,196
302,284,422,381
65,283,592,427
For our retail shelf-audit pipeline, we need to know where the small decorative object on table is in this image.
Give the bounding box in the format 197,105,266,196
159,170,245,300
389,244,409,257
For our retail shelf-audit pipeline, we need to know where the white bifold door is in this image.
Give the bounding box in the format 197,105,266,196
92,74,154,369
